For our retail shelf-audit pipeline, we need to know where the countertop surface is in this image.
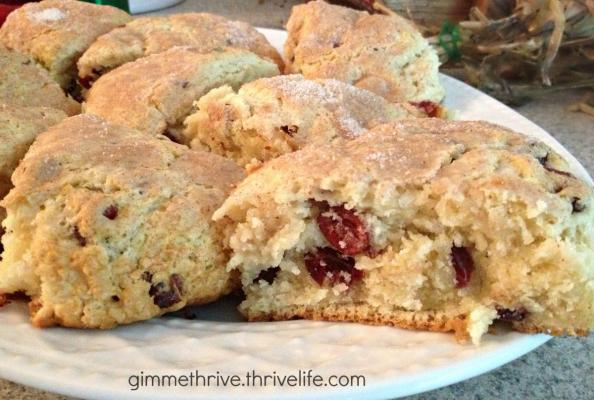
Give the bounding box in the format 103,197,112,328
1,1,593,399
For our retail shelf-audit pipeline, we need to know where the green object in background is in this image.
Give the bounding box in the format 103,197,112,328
439,21,462,61
80,0,130,12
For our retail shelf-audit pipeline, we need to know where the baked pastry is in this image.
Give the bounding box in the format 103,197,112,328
184,75,427,166
0,0,131,91
0,104,67,243
0,114,244,328
214,119,594,343
0,45,79,116
285,0,444,103
83,47,279,143
78,13,283,87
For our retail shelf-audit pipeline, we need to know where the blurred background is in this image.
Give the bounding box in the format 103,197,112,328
1,0,592,110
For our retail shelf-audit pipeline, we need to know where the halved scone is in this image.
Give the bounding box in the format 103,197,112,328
83,47,279,143
214,119,594,343
0,114,244,328
285,0,444,103
78,13,283,87
183,75,429,166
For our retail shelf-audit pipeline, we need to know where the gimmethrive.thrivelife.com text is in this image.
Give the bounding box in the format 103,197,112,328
128,370,367,391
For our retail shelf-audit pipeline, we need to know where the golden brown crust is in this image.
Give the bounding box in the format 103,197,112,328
78,13,283,80
0,45,79,115
83,47,279,140
511,324,589,337
244,304,471,343
245,305,591,341
284,0,444,102
0,0,131,88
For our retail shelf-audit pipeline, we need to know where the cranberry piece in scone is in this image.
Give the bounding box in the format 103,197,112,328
451,246,474,288
316,202,370,256
305,247,363,287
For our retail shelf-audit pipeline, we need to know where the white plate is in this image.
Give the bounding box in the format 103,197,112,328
0,28,590,400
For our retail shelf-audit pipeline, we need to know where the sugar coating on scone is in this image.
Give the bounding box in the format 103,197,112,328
78,13,283,86
184,75,427,166
214,119,594,343
0,104,67,234
0,45,79,115
285,0,444,103
83,47,279,143
0,0,131,90
0,114,244,328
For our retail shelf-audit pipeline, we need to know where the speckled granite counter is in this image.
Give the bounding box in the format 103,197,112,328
1,1,592,399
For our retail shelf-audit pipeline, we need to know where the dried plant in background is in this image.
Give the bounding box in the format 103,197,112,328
338,0,594,107
445,0,594,105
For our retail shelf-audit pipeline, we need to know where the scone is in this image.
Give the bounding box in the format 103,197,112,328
0,45,79,116
0,104,67,244
285,0,444,103
83,47,279,143
0,114,244,328
184,75,428,166
78,13,283,87
0,0,131,91
214,119,594,343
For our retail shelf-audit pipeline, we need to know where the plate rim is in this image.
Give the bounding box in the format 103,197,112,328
0,27,590,400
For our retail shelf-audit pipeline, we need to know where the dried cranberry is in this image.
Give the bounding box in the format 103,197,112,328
73,226,86,247
253,267,280,285
497,307,528,322
153,289,180,309
79,75,94,90
0,291,28,307
572,197,585,213
410,101,441,118
304,247,363,287
451,246,474,288
142,271,153,283
102,204,118,220
148,282,164,296
316,202,370,256
150,274,184,308
280,125,299,137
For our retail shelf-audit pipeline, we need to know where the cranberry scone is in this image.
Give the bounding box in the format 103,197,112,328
0,114,244,328
285,0,444,103
0,0,131,92
78,13,283,88
0,45,79,115
214,119,594,343
183,75,429,166
83,47,279,143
